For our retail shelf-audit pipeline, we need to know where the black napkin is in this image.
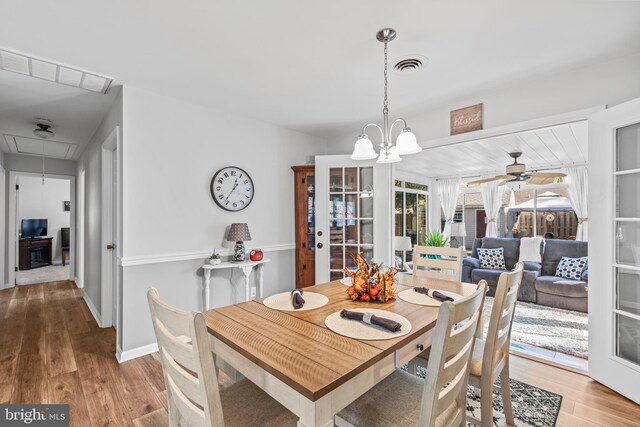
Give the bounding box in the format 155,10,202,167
340,309,402,332
291,289,305,309
414,287,454,303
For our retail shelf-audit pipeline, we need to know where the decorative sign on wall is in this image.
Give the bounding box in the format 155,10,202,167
63,201,70,211
450,103,483,135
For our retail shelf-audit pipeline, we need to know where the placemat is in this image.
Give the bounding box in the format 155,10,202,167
325,308,411,340
397,288,462,307
262,292,328,312
340,277,352,286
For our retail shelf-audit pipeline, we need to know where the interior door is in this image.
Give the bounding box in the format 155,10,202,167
315,155,393,284
589,97,640,404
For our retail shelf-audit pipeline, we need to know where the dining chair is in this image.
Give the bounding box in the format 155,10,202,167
147,288,297,427
467,262,524,427
335,282,486,427
412,245,464,282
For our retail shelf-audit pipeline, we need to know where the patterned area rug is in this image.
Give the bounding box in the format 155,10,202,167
405,366,562,427
16,264,70,285
484,296,588,359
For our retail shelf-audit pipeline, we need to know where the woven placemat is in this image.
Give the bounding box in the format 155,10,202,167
325,308,411,340
397,289,462,307
262,292,328,312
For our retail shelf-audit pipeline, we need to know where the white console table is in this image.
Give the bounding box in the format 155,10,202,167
201,259,270,310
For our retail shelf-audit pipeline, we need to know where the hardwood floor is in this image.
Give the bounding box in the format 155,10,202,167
1,280,639,426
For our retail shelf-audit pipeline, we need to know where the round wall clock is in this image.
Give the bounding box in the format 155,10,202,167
210,166,254,211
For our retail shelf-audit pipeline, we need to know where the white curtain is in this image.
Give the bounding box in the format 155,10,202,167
436,178,461,239
480,180,503,237
563,166,588,240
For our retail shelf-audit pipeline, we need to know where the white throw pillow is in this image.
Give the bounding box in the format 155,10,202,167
518,236,543,263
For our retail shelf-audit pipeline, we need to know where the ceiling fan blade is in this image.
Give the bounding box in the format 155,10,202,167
467,175,516,187
528,172,567,178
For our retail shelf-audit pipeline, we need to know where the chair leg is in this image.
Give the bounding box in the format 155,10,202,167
500,362,515,427
480,376,494,427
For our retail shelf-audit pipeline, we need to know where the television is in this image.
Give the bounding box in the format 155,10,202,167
21,219,48,238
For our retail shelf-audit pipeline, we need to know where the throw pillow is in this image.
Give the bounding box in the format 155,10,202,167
555,256,588,280
518,236,543,263
477,247,507,270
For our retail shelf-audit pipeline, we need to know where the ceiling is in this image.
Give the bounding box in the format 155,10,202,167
397,121,587,179
0,70,118,160
0,0,638,144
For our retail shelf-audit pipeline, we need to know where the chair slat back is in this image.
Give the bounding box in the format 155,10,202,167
482,263,524,375
147,288,224,427
413,246,464,282
418,283,486,427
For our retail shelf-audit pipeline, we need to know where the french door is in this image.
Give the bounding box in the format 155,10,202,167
314,155,393,284
589,97,640,404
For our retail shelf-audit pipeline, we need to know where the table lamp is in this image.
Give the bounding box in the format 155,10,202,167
449,223,467,250
227,223,251,262
393,236,413,270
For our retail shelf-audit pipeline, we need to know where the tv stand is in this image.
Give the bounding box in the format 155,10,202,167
19,237,53,271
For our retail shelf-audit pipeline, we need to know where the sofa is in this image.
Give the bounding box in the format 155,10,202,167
462,237,588,312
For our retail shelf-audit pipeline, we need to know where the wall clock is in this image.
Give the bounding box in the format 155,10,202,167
210,166,254,211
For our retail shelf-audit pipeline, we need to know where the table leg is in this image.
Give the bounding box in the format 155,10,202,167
258,263,264,298
203,269,211,311
240,266,252,301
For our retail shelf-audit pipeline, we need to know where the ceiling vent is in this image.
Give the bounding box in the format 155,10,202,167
393,55,428,74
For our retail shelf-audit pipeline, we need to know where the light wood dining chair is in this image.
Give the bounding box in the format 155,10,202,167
413,245,464,282
467,262,524,427
335,283,486,427
147,288,297,427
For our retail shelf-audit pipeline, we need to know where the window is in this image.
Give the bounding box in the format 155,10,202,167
395,180,428,263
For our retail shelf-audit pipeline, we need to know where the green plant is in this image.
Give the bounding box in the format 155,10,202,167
424,230,449,247
209,249,220,260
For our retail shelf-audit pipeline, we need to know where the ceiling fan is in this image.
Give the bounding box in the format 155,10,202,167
467,152,566,187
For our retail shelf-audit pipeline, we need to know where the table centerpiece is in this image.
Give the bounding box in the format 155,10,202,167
343,253,397,302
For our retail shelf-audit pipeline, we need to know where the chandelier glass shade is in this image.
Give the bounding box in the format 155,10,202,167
350,28,422,164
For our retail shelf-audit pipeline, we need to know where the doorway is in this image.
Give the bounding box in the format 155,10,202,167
8,172,76,287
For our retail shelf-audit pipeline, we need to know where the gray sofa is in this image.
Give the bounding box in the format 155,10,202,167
462,237,588,312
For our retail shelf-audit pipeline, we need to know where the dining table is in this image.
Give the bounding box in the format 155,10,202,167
203,274,477,427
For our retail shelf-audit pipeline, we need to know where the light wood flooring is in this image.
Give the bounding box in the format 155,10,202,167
1,280,639,427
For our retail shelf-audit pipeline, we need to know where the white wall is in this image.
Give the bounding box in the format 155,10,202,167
76,87,123,322
326,52,640,154
17,176,70,261
118,86,326,356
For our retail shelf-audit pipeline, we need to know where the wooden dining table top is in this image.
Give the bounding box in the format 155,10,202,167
203,275,476,402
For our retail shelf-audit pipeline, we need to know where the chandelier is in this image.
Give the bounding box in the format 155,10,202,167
350,28,422,164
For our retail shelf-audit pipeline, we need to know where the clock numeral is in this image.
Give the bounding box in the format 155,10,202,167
225,200,230,206
217,178,223,184
240,200,245,205
244,179,249,184
224,172,229,178
245,187,251,191
218,194,224,200
230,170,236,176
245,194,250,199
233,202,237,208
216,186,221,191
239,173,243,178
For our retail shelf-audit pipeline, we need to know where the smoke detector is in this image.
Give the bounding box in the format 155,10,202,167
393,55,429,74
33,118,54,139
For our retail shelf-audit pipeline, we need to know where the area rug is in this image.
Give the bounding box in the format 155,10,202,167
15,264,70,285
406,366,562,427
484,296,588,359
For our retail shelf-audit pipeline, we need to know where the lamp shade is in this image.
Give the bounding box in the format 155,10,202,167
227,223,251,242
395,128,422,155
351,135,377,160
376,146,401,164
449,223,467,237
393,236,413,252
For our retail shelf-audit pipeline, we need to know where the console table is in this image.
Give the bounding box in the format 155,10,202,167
201,259,270,310
19,237,53,270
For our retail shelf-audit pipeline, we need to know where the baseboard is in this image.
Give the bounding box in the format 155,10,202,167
74,277,83,288
116,342,158,363
83,293,103,327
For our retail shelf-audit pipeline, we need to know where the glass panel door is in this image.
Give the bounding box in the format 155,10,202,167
614,122,640,367
328,166,374,280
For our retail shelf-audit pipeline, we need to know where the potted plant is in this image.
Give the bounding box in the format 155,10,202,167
424,231,449,259
209,249,221,265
